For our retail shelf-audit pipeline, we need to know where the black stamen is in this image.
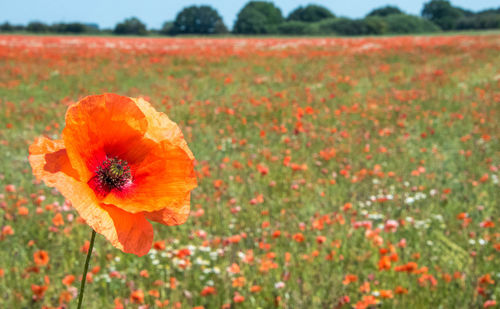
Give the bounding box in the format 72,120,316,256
95,157,131,192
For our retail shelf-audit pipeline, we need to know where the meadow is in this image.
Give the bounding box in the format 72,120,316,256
0,34,499,308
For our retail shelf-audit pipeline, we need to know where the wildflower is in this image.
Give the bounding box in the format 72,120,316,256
395,286,408,295
1,225,14,237
130,290,144,304
31,284,48,301
201,286,216,296
33,250,50,266
293,233,305,242
29,94,197,256
232,276,246,287
52,213,65,226
233,292,245,303
250,285,262,293
343,274,358,285
379,290,394,299
62,275,75,286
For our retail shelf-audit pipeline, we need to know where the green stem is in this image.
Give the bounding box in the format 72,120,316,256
77,229,96,309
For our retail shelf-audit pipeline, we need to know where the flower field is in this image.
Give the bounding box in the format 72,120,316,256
0,34,499,308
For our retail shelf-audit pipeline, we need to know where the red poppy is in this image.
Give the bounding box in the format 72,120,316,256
33,250,50,266
29,94,197,256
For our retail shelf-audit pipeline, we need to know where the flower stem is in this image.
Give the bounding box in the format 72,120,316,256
77,229,96,309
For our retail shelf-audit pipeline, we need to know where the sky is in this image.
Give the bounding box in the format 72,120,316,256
1,0,499,30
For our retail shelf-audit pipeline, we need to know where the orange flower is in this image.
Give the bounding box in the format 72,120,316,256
130,289,144,304
52,213,65,226
62,274,75,286
394,286,408,295
232,276,246,287
33,250,50,266
31,284,48,301
250,285,262,293
342,274,358,285
378,255,392,271
233,292,245,303
201,286,216,296
29,94,197,256
293,233,305,242
379,290,394,299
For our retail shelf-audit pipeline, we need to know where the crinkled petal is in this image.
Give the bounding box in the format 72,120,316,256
145,192,191,226
133,97,194,159
29,137,79,183
62,94,151,182
29,136,153,256
103,139,196,213
100,204,154,256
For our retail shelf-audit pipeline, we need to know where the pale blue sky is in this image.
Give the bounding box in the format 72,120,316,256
1,0,498,29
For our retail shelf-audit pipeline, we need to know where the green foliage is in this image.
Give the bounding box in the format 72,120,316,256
113,17,147,36
160,21,174,35
421,0,464,30
51,23,89,34
287,4,335,22
367,5,404,17
386,14,441,34
171,5,228,35
477,7,500,15
317,18,366,36
363,16,389,35
233,1,284,34
0,22,14,32
456,13,500,30
277,21,319,35
317,17,388,36
26,21,49,33
316,14,439,36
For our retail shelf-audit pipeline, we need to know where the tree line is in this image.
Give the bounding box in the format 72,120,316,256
1,0,499,36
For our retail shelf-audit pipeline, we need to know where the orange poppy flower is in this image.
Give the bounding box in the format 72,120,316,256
33,250,50,266
130,289,144,304
29,94,197,256
62,274,75,286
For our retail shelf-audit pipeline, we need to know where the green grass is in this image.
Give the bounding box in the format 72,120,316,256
0,35,499,308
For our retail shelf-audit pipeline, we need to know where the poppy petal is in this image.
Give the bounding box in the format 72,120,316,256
134,97,192,154
29,137,79,183
100,204,154,257
29,136,152,256
103,139,196,213
145,192,191,226
62,94,151,182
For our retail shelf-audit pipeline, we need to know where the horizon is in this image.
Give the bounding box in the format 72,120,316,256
1,0,499,30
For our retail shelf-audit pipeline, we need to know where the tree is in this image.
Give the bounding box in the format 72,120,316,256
363,17,388,34
386,14,440,34
51,23,88,34
456,13,500,30
171,5,227,35
234,1,284,34
477,7,500,16
0,22,14,32
113,17,147,35
367,5,403,17
287,4,334,22
278,21,319,35
421,0,464,30
160,21,174,35
317,18,368,36
26,21,49,33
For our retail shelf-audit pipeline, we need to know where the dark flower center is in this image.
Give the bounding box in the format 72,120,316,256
95,157,131,192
